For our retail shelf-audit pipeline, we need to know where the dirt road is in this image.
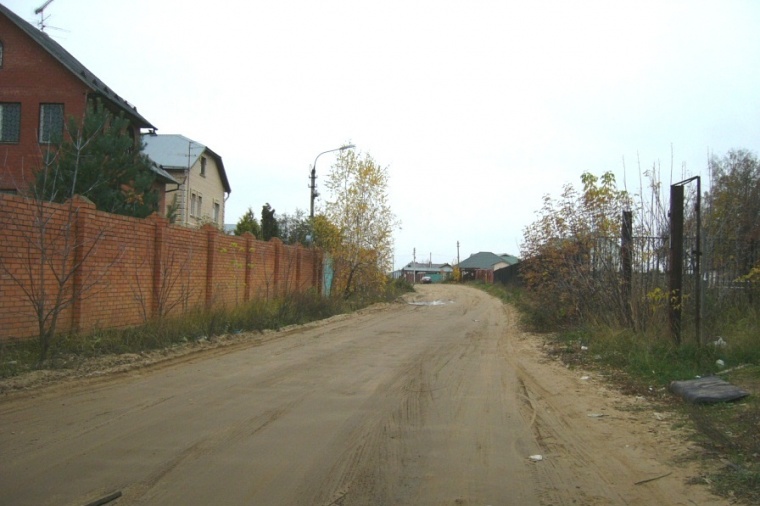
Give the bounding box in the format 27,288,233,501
0,285,726,505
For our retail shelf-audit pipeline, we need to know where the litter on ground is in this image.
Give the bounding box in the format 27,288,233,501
669,376,749,404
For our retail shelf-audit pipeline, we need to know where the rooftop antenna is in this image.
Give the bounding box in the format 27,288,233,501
35,0,56,31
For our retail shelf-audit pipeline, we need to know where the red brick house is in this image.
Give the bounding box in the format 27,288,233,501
0,4,174,210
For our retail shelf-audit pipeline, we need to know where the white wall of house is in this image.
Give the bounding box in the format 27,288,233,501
185,154,226,228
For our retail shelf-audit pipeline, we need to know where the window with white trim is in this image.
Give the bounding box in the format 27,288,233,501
190,191,203,218
200,156,207,177
0,102,21,143
39,103,64,143
213,201,220,224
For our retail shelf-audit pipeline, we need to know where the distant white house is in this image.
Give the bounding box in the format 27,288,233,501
142,133,231,228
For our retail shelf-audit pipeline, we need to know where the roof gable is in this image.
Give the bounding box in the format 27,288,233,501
141,134,231,194
0,4,155,129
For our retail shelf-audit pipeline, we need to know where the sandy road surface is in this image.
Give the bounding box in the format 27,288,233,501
0,285,726,505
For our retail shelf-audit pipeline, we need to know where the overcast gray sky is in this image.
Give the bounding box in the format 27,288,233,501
6,0,760,268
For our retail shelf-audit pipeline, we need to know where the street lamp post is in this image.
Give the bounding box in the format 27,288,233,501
309,144,355,218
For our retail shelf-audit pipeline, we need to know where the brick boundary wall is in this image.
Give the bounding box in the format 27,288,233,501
0,194,323,341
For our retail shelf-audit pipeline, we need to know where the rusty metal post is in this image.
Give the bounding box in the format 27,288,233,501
694,176,702,346
669,185,684,345
621,210,633,328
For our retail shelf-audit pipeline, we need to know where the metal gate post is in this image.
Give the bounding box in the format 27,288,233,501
669,185,684,345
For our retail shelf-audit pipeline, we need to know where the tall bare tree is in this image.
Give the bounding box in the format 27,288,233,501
0,105,125,365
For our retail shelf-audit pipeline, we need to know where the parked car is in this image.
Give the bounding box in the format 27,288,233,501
420,276,432,284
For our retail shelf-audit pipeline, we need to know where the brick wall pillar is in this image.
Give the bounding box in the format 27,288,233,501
310,250,316,292
147,213,168,318
310,248,318,294
204,225,218,308
295,244,302,292
243,233,254,302
316,249,323,295
69,195,96,332
271,238,282,298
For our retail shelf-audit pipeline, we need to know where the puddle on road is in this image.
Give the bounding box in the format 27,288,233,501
407,300,453,306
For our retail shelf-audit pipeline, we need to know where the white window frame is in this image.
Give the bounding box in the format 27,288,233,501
190,191,204,219
213,200,221,224
190,192,198,218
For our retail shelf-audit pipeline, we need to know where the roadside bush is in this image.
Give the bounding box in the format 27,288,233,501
385,276,415,299
0,339,39,379
520,172,632,330
491,281,758,386
705,304,760,365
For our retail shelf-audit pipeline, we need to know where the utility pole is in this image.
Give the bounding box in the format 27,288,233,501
457,241,460,265
413,248,416,284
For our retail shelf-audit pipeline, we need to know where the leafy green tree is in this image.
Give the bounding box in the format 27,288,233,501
277,209,311,245
261,203,280,241
234,206,262,237
32,100,159,218
324,148,398,298
705,149,760,273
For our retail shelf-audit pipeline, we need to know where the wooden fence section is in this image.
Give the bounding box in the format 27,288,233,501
0,194,323,340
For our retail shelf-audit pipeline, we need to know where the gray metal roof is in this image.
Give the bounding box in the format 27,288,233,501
457,251,509,270
149,163,179,185
402,262,452,273
141,134,231,194
142,134,205,169
0,4,156,130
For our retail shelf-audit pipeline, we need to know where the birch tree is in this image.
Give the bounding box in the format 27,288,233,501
323,148,398,298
